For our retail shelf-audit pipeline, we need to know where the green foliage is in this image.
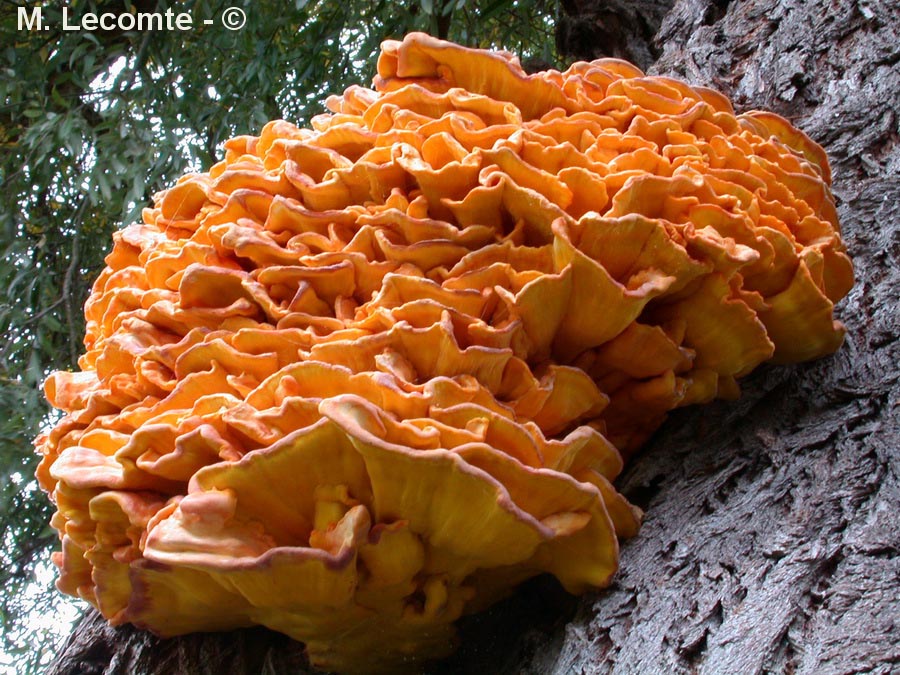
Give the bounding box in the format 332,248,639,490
0,0,557,670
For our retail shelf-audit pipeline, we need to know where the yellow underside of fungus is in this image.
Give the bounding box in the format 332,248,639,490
36,33,853,673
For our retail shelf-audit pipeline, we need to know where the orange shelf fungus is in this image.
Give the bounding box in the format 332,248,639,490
36,33,853,673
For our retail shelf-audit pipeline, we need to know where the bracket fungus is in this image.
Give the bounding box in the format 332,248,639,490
36,33,853,673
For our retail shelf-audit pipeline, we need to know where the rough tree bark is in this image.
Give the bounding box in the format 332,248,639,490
48,0,899,673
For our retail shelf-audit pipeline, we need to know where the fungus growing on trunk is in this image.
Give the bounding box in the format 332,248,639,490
36,33,852,673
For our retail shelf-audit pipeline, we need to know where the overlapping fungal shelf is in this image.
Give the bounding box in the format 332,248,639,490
36,33,852,673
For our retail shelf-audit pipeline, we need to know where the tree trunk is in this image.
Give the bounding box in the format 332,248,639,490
49,0,899,673
529,1,900,672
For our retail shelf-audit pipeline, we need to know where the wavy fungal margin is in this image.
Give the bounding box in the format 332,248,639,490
37,32,852,673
